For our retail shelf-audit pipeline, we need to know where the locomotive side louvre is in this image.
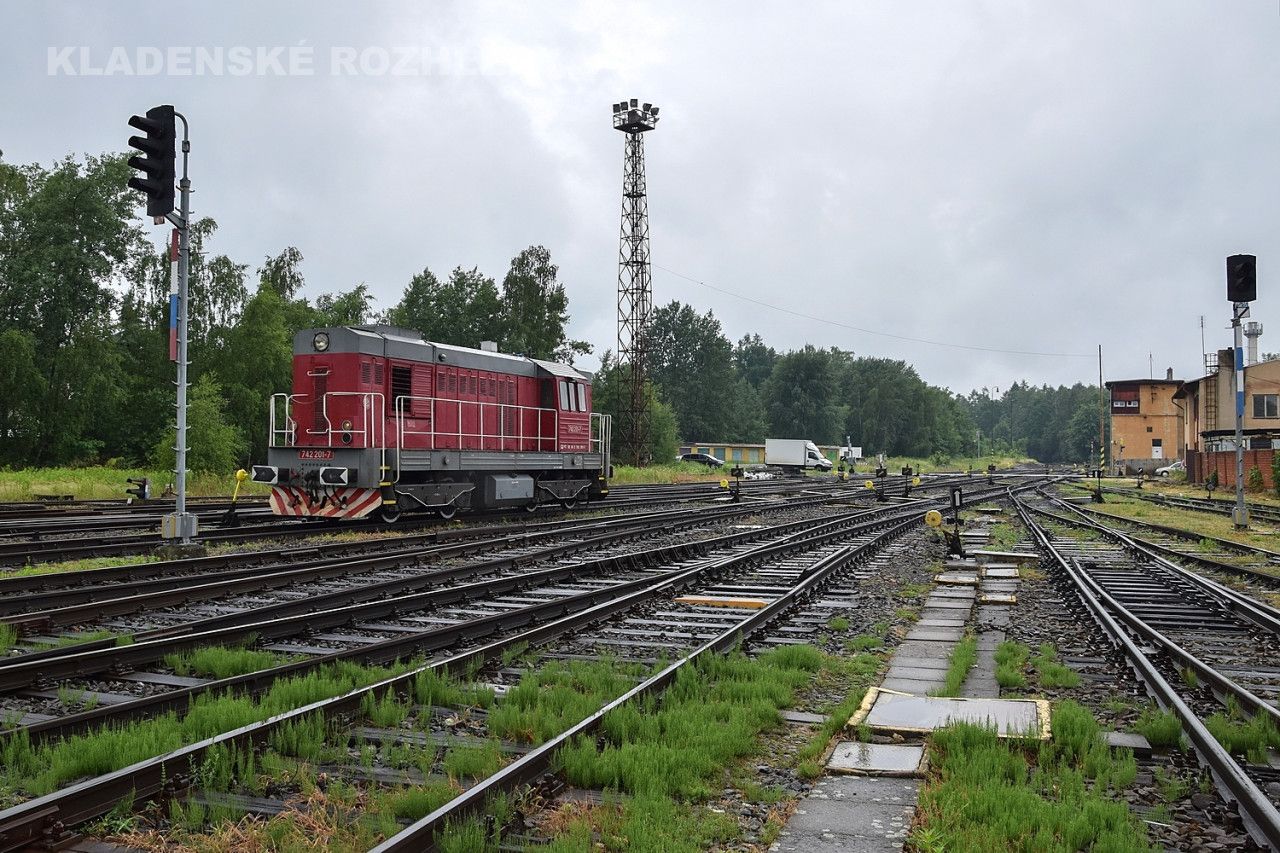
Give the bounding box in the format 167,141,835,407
257,325,611,520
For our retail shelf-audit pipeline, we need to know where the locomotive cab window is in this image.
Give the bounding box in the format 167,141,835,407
575,382,587,412
558,379,572,411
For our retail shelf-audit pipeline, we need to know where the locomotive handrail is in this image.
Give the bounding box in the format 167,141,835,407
268,393,305,448
393,395,562,460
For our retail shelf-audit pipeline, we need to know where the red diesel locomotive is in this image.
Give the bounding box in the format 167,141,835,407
250,325,612,520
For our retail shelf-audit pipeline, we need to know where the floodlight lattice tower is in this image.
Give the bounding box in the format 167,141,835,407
613,99,659,465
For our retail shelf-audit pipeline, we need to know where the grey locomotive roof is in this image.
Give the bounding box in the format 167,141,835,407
294,325,588,382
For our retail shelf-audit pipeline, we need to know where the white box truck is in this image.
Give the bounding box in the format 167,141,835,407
765,438,833,471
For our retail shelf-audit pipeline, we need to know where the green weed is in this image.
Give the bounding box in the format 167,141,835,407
932,635,977,697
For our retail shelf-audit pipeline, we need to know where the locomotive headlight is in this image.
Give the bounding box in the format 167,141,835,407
313,332,330,352
341,419,353,431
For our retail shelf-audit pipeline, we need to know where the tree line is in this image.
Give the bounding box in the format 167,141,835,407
0,154,587,473
596,302,1108,466
0,152,1105,475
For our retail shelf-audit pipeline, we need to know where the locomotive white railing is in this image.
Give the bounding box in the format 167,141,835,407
591,412,612,475
392,395,562,455
269,393,303,448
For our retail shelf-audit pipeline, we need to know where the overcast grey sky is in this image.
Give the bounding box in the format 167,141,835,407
3,1,1277,394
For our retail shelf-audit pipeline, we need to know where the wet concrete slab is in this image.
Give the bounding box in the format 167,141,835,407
935,572,979,586
855,689,1049,738
1105,731,1153,758
916,617,966,628
929,587,977,599
828,741,925,776
982,566,1020,578
921,597,972,610
904,627,964,643
886,665,952,681
889,656,951,671
879,677,942,694
893,641,955,659
771,775,918,853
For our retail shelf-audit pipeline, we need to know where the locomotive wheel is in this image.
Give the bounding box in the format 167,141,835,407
437,503,457,521
561,496,581,510
379,506,401,523
524,500,539,513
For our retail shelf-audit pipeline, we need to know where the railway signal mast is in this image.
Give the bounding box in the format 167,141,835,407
128,105,196,545
1226,253,1257,530
613,99,659,466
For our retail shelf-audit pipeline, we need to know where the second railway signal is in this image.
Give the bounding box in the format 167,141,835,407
127,105,176,219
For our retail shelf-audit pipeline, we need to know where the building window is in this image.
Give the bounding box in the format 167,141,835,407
1253,394,1279,418
1151,439,1162,449
1110,386,1139,414
1146,426,1153,433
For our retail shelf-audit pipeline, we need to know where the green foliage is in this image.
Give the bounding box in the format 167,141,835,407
933,635,978,696
1247,464,1265,493
164,645,283,680
386,265,505,349
1133,706,1184,748
994,641,1030,690
441,739,503,780
590,351,679,464
557,648,820,800
1272,452,1280,498
149,374,246,474
916,708,1154,851
1033,644,1082,689
644,302,741,441
499,245,589,362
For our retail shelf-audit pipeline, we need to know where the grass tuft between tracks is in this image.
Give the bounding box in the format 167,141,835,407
0,658,416,802
910,701,1152,851
164,643,290,680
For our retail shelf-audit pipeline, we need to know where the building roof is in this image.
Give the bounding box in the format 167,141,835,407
1104,378,1181,388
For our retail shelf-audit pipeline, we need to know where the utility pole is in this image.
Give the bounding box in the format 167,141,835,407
1227,254,1257,529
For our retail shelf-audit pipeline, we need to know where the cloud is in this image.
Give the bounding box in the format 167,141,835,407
3,0,1277,393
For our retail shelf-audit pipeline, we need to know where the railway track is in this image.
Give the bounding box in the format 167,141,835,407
1015,491,1280,849
1102,485,1280,527
0,478,1034,849
0,472,977,568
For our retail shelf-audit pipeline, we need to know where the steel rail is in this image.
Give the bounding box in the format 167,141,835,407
1031,494,1280,633
0,496,931,850
372,516,919,852
1013,498,1280,850
0,499,799,627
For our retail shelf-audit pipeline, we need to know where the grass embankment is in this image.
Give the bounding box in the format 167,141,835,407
608,462,727,485
0,467,268,502
910,701,1153,852
1059,482,1280,554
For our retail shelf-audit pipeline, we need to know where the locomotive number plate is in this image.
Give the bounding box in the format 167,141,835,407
298,449,334,460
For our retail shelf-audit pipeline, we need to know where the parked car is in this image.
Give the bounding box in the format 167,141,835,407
677,452,725,468
1156,460,1185,477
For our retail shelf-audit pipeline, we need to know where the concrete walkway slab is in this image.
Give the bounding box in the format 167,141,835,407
828,741,925,776
879,677,942,694
770,775,918,853
853,688,1050,738
904,626,964,643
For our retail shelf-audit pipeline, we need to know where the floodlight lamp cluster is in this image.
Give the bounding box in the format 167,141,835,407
612,98,659,133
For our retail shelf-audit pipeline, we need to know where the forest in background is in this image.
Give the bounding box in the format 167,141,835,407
0,153,1107,473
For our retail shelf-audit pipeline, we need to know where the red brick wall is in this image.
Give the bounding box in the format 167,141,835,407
1187,448,1275,490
